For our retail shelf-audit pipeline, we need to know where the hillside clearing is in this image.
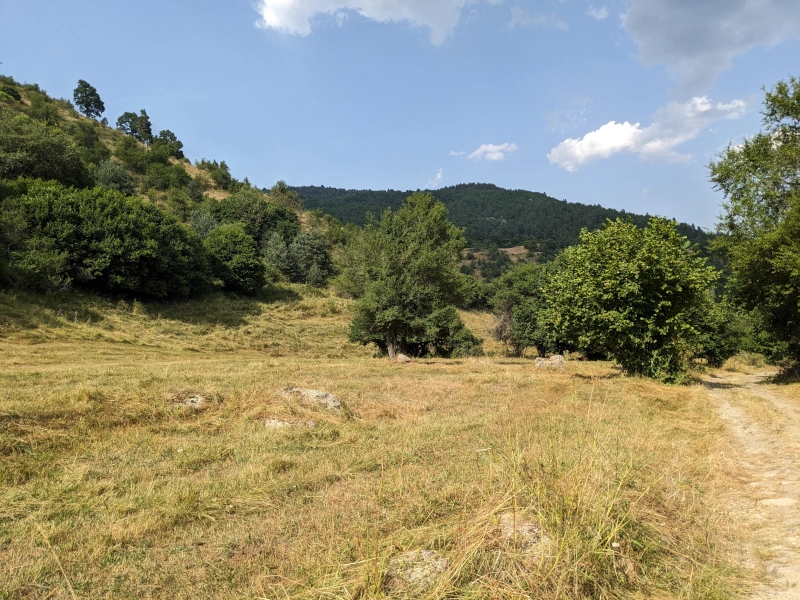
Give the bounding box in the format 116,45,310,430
0,289,759,598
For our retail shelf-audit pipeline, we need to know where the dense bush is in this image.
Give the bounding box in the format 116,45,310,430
1,179,210,297
93,160,135,195
203,223,266,294
542,218,718,382
212,188,300,245
0,111,89,187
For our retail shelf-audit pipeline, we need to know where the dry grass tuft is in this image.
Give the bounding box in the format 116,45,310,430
0,289,745,598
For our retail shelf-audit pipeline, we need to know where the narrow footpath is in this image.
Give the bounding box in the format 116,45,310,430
705,371,800,599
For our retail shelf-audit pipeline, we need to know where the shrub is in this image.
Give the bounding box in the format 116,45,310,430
203,224,266,294
93,160,135,195
2,179,210,297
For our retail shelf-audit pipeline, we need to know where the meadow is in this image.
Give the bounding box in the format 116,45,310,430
0,287,746,599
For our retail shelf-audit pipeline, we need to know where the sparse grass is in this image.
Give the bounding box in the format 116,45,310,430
0,289,745,598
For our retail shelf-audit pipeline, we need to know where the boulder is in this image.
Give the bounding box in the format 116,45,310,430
396,353,412,363
281,387,342,410
498,512,552,554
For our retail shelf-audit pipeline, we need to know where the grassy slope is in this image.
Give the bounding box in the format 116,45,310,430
0,289,749,599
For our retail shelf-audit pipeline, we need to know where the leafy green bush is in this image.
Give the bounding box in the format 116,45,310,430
203,224,266,294
1,179,210,297
93,160,135,195
212,188,300,245
0,111,89,187
542,218,718,382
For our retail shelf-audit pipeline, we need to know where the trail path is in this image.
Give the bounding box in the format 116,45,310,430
704,371,800,598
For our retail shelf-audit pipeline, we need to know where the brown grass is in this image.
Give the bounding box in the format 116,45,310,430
0,289,744,598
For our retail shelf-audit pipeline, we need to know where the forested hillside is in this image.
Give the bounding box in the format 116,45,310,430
292,183,711,259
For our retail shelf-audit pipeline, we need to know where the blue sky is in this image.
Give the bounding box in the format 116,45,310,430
1,0,798,227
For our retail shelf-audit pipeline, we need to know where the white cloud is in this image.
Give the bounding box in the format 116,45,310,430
426,168,446,189
547,96,746,171
448,150,466,156
254,0,498,44
509,7,568,31
586,5,608,20
624,0,800,93
468,143,519,161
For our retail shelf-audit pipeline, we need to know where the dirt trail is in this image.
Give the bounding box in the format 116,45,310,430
704,371,800,598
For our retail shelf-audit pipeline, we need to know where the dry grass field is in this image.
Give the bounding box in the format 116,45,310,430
0,288,748,598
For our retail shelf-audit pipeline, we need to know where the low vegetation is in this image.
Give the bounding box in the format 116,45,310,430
1,289,742,599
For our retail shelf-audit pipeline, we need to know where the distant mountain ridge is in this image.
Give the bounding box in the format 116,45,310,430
292,183,711,259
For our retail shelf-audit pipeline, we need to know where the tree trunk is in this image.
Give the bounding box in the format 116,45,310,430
386,330,397,360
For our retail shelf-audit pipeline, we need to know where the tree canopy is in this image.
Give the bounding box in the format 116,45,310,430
542,218,717,381
342,192,481,358
72,80,105,120
710,76,800,361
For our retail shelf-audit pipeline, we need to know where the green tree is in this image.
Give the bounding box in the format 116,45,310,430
116,109,153,144
212,188,299,245
542,218,717,382
0,111,89,187
152,129,184,159
342,192,480,358
203,224,266,294
72,80,105,119
709,76,800,361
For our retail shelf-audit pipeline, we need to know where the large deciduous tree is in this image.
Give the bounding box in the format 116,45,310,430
709,76,800,361
542,218,717,381
72,80,105,119
341,192,481,358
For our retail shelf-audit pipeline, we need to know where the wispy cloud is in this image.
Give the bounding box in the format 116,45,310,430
448,150,466,156
547,96,746,171
509,6,568,30
468,143,519,161
426,168,446,188
254,0,500,44
586,5,608,20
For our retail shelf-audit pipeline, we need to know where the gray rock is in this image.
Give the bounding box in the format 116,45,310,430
168,390,222,409
281,387,342,410
396,353,412,363
384,550,449,593
498,512,552,553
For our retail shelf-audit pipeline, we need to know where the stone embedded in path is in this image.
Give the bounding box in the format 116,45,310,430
265,419,316,429
384,550,449,593
281,387,342,410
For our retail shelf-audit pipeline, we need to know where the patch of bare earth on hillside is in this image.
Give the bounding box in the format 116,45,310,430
705,371,800,598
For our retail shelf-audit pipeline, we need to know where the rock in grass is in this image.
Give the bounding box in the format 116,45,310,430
281,387,341,410
498,512,551,552
395,353,412,363
265,419,316,429
168,390,223,409
384,550,449,593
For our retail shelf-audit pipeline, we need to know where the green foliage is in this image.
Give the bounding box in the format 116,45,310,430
710,76,800,361
92,160,135,195
343,192,479,358
152,129,184,159
294,183,712,258
0,110,89,187
0,85,21,102
491,261,572,356
196,159,234,191
287,230,333,285
114,135,149,173
21,89,60,125
269,180,302,210
212,188,299,245
1,179,210,297
72,80,105,119
203,224,266,294
65,119,111,165
142,162,190,192
116,109,153,144
188,207,219,239
542,218,718,382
